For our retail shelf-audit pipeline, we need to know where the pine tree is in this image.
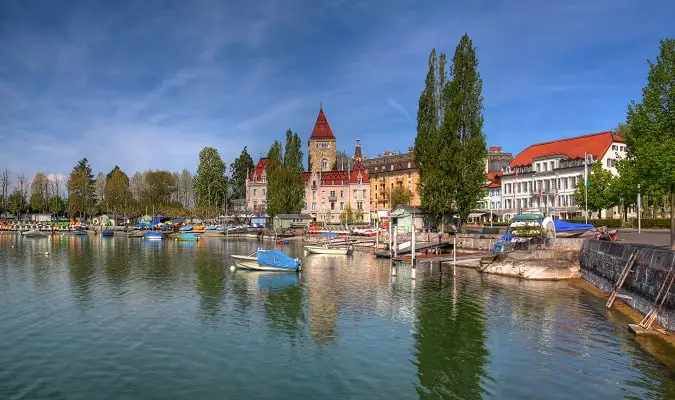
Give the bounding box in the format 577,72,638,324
194,147,228,209
230,147,254,200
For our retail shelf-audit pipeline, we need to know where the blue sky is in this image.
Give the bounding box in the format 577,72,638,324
1,0,673,178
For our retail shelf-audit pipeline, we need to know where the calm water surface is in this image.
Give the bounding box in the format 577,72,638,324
2,233,675,399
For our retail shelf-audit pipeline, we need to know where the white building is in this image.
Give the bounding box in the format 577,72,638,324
500,131,627,220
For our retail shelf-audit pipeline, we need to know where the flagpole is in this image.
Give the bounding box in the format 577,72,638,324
584,152,589,224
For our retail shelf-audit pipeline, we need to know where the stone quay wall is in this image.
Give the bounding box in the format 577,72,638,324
580,240,675,331
454,234,584,252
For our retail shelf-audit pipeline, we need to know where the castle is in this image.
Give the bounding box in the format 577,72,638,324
246,106,371,224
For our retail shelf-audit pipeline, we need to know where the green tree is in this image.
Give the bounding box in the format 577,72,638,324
0,167,10,217
340,204,354,224
266,130,305,219
447,34,488,228
391,186,413,208
573,162,618,217
622,38,675,249
230,147,255,200
104,166,130,218
67,158,95,217
140,170,177,209
414,36,488,231
8,189,28,218
194,147,228,208
30,172,50,213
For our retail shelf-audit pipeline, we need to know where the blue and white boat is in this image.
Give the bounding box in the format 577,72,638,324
101,229,114,237
179,225,193,232
143,231,165,240
231,249,301,272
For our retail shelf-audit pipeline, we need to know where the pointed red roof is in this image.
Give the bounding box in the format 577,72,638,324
510,131,624,168
310,107,335,140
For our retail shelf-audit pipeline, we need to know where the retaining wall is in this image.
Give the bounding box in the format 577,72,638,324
580,240,675,331
454,235,584,252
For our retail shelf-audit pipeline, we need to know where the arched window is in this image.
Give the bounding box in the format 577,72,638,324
321,159,328,171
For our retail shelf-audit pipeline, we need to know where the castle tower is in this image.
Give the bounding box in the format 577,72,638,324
353,139,363,170
308,105,337,172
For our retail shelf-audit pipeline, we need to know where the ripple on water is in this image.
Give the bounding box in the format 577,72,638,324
1,236,675,399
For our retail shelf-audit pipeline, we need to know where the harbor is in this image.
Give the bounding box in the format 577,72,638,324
2,232,675,399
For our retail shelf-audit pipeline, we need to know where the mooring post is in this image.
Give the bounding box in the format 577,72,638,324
411,226,416,266
393,229,398,258
453,235,457,277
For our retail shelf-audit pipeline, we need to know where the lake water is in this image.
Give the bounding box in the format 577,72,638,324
2,233,675,399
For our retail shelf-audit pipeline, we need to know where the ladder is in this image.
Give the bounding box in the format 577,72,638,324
606,251,639,309
639,266,675,330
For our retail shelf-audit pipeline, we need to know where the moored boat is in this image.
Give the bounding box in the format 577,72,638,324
71,229,88,236
22,230,48,238
177,233,199,241
304,245,351,255
101,229,114,237
231,249,301,272
143,231,165,240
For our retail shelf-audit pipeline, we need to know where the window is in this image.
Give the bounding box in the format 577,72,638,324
253,200,258,207
612,145,617,151
536,163,540,172
253,189,257,196
322,190,325,198
330,202,335,210
543,163,547,172
407,162,411,168
390,165,394,171
550,161,554,170
340,202,344,210
340,190,344,198
607,158,616,168
357,201,363,210
362,189,366,198
321,159,329,171
330,190,335,198
262,189,266,196
312,202,316,211
353,190,357,198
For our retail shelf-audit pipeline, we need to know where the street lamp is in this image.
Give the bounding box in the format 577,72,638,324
637,183,641,234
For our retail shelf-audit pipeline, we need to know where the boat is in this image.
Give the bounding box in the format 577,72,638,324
203,226,217,231
177,233,199,242
304,244,350,255
71,229,88,236
550,219,594,238
179,224,193,232
231,249,301,272
101,229,114,237
22,230,48,238
143,231,165,240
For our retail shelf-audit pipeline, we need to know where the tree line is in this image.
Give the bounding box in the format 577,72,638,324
0,146,256,221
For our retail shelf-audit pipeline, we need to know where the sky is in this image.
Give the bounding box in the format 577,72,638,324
1,0,673,180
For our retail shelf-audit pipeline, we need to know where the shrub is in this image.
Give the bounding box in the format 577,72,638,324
482,227,500,234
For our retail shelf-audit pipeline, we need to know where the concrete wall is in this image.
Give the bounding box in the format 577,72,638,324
454,234,584,252
580,240,675,331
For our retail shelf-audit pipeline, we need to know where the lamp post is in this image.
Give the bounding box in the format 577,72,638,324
637,183,641,234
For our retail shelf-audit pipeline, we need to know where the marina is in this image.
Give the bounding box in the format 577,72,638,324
1,233,675,399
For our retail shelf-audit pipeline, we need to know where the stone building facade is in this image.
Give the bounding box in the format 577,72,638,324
361,148,421,212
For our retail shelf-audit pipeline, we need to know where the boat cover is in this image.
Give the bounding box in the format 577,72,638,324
551,219,594,232
143,231,165,237
321,232,337,237
257,250,300,270
179,225,193,231
257,273,299,291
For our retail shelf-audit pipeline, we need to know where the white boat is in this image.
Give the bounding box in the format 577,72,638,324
231,249,301,272
22,230,48,238
304,245,350,255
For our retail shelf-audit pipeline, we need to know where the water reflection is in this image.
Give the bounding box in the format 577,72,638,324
304,255,340,344
414,273,489,399
195,247,226,321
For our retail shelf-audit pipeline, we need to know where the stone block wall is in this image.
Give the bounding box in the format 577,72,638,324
580,240,675,331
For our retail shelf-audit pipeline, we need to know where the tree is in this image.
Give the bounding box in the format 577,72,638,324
0,167,10,217
140,170,176,209
574,162,618,217
230,147,254,200
414,35,488,231
266,130,305,219
48,175,65,216
622,38,675,249
129,172,145,202
194,147,228,208
94,172,106,210
447,34,488,229
340,204,354,224
8,189,28,218
67,158,95,217
391,186,413,208
30,172,50,213
104,166,130,218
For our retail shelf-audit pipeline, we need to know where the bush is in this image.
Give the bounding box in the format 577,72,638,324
482,227,500,234
638,218,671,229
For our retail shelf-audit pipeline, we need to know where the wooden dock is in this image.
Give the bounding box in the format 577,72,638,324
374,240,450,258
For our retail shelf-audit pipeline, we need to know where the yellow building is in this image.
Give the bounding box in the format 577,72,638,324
362,148,420,211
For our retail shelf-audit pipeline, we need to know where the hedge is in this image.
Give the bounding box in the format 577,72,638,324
482,227,501,234
567,218,672,229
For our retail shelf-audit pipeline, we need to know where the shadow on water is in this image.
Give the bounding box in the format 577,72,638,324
261,272,305,343
414,272,489,400
66,236,95,306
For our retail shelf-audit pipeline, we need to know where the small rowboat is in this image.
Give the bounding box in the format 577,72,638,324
231,249,301,272
304,245,350,255
143,231,165,240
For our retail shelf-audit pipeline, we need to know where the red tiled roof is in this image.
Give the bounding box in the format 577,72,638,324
250,158,268,180
309,107,335,140
486,171,502,188
510,131,624,168
301,169,369,186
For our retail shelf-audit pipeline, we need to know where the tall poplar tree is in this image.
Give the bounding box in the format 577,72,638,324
67,158,95,218
266,129,305,219
414,35,488,230
230,147,255,200
448,34,488,227
194,147,228,208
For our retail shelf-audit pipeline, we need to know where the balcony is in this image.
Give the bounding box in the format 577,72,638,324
328,195,337,201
